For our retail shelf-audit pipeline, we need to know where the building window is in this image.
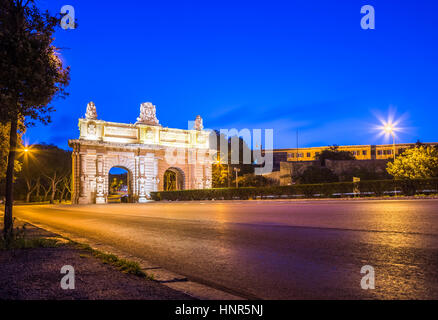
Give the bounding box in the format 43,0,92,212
377,150,383,155
362,150,367,156
307,152,311,158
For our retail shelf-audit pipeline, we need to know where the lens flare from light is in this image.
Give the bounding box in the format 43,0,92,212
371,109,407,142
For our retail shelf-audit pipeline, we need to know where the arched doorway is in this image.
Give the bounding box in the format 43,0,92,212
163,168,184,191
108,166,132,203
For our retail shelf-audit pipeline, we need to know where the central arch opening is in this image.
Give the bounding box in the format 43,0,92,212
163,168,184,191
108,166,131,203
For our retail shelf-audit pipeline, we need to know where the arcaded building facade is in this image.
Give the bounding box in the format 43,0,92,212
68,102,213,204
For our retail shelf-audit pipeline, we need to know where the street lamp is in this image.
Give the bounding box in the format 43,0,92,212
381,122,399,196
233,167,240,188
383,124,396,161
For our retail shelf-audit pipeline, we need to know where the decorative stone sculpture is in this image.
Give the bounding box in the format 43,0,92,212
137,177,147,203
96,176,105,204
136,102,159,126
194,115,203,131
85,101,98,120
87,123,96,136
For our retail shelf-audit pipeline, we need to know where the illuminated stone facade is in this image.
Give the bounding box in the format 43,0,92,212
68,102,213,204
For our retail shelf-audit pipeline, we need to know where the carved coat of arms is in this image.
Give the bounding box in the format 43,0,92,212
136,102,159,126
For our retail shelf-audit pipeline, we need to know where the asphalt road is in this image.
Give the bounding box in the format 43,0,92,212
12,199,438,299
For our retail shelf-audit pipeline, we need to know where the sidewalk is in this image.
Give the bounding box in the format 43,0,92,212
0,219,193,300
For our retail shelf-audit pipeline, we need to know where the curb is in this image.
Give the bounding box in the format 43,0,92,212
16,218,244,301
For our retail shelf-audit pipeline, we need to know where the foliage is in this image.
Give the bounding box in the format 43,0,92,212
151,178,438,201
294,166,339,184
315,145,355,165
13,144,71,202
212,163,229,188
110,175,127,193
0,123,22,181
0,222,61,250
75,243,153,279
237,173,277,187
1,0,71,239
341,166,392,182
210,130,254,187
387,146,438,179
0,0,70,125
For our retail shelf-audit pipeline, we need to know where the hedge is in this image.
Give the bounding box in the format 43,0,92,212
150,178,438,201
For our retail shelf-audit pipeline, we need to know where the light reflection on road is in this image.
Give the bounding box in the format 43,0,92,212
13,199,438,299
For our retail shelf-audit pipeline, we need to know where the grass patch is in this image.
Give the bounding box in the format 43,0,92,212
73,242,154,280
0,223,62,250
1,220,154,280
0,237,61,250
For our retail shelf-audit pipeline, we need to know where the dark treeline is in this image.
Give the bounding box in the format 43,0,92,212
0,144,71,203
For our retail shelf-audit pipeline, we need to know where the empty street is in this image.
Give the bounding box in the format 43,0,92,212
13,199,438,299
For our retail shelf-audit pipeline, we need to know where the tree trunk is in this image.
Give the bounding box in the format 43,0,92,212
36,179,40,200
50,179,55,204
4,117,18,240
59,186,65,203
44,189,50,201
50,173,58,204
25,180,34,203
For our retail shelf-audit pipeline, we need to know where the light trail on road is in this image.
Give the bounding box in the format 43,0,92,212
12,199,438,299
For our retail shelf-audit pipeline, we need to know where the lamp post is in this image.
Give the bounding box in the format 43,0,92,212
383,124,397,196
384,124,396,161
233,167,240,188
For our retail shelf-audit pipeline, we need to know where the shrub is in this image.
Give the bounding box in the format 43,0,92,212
294,166,339,184
150,178,438,201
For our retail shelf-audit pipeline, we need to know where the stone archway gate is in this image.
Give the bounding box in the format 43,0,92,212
68,102,213,204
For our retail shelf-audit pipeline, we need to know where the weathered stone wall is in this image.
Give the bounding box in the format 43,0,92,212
279,159,389,185
325,159,388,180
279,161,317,185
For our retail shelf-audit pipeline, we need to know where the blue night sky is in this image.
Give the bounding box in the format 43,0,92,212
25,0,438,150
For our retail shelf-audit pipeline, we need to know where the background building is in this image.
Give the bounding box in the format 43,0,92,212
265,142,438,185
272,142,438,167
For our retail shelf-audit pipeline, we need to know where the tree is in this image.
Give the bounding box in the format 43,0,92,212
341,166,391,182
0,123,22,181
237,173,276,187
13,144,71,203
212,162,229,188
209,130,254,188
38,144,71,204
294,166,339,184
17,145,40,202
0,0,70,239
60,174,71,203
387,146,438,179
315,145,355,166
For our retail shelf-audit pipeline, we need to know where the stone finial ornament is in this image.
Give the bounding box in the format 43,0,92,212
137,102,159,125
194,115,203,131
85,101,97,120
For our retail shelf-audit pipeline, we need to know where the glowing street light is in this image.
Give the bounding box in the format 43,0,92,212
20,144,35,159
381,122,397,161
